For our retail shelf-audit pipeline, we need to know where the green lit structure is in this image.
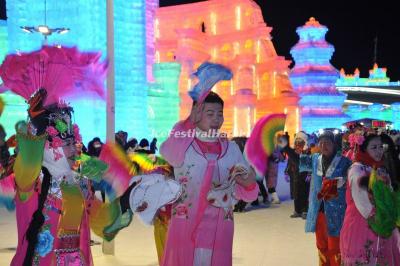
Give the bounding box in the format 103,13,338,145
148,62,181,144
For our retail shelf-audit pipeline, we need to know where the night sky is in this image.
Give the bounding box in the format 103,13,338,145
160,0,400,81
1,0,398,80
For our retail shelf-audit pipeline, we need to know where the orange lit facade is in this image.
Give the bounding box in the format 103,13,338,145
155,0,300,137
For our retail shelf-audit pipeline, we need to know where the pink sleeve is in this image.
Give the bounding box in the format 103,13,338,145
160,119,195,168
235,182,259,202
349,165,374,219
230,141,259,202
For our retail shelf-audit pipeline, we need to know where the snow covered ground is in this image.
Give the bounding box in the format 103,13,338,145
0,162,318,265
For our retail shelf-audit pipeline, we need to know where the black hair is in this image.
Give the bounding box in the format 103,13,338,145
192,91,224,108
139,138,149,148
335,133,343,152
231,137,247,153
125,138,138,151
87,138,103,157
380,133,396,153
23,167,52,266
359,133,380,152
318,131,335,143
149,138,158,154
0,124,6,139
126,138,138,146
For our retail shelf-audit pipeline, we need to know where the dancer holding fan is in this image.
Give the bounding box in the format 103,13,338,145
0,46,132,266
160,62,258,266
340,133,400,265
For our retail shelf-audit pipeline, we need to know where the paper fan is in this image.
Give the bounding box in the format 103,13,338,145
188,62,232,103
0,45,107,105
244,114,286,176
98,142,134,201
129,174,182,225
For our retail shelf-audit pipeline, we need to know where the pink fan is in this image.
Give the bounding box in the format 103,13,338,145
0,52,31,96
24,49,76,104
0,45,107,105
71,60,108,100
61,47,107,100
245,114,286,176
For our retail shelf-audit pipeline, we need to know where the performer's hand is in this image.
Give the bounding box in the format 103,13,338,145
233,166,255,188
317,178,338,200
284,174,290,183
234,174,253,187
230,164,248,179
189,102,203,124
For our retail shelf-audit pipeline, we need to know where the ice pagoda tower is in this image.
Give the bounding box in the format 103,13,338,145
290,17,348,133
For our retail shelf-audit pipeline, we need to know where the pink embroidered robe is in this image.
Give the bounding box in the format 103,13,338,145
12,185,93,266
340,163,400,265
160,131,258,266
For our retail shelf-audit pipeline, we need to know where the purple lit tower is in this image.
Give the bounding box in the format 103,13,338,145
290,17,348,132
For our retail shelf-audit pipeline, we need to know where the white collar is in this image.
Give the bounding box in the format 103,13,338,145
195,127,219,142
317,154,341,178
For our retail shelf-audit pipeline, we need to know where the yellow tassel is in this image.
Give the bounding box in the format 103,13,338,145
368,168,377,191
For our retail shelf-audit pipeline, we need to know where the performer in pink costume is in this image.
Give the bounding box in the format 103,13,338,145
10,91,132,266
0,46,132,266
340,133,400,265
160,62,258,266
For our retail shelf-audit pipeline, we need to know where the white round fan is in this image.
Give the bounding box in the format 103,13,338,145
129,174,182,225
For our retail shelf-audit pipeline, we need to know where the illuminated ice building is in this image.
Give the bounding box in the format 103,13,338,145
289,17,349,133
155,0,300,138
0,20,27,138
337,64,400,129
0,0,173,144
